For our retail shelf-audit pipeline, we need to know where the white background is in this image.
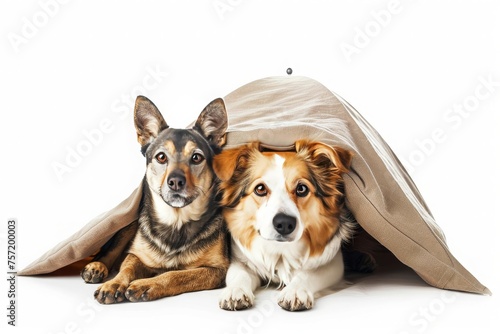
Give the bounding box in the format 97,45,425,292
1,0,499,333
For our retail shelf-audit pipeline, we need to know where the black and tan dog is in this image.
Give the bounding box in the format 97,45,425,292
81,96,229,304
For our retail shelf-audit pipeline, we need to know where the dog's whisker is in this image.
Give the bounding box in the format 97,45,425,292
194,185,208,197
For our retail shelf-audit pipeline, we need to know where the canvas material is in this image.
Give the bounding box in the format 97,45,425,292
18,185,142,276
222,76,489,295
18,76,490,296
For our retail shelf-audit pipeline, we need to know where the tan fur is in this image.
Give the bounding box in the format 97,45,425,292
163,140,176,157
182,141,197,157
213,147,246,182
223,206,259,250
217,140,354,312
214,140,352,257
189,233,230,269
82,262,108,282
96,237,228,304
88,96,229,304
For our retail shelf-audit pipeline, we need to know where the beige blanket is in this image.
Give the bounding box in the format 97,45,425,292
19,76,490,295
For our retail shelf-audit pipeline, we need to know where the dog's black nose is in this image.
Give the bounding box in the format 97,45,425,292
167,172,186,192
273,213,297,236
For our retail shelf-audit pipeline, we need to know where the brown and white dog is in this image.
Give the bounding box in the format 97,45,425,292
214,140,355,311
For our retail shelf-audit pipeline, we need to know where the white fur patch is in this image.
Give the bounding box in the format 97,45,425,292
150,188,206,230
232,153,343,286
221,151,347,311
255,155,304,242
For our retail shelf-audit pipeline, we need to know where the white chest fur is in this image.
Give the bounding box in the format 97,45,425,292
232,234,343,286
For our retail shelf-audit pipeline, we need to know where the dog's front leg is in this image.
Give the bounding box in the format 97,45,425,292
94,253,149,304
219,260,261,310
278,251,344,311
81,222,138,284
124,266,227,302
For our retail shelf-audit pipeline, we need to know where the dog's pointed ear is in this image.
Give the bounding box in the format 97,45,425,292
134,96,168,149
193,98,228,151
295,140,353,173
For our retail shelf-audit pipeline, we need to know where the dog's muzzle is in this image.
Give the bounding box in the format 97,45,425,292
161,170,196,208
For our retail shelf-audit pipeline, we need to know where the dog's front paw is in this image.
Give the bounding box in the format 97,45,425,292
81,261,108,283
125,279,161,302
219,287,255,311
278,286,314,311
94,280,128,304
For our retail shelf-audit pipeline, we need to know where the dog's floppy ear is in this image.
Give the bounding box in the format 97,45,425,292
295,140,353,173
213,142,260,181
134,96,168,150
213,147,244,182
214,143,260,208
193,98,228,151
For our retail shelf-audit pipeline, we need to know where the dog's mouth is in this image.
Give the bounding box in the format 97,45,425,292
162,193,196,208
257,230,295,243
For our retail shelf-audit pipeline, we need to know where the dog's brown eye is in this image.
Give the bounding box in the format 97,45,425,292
191,153,205,165
296,183,309,197
155,152,168,164
254,184,268,197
